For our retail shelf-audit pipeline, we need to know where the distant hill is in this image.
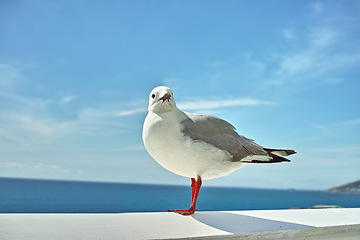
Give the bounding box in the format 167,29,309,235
328,180,360,194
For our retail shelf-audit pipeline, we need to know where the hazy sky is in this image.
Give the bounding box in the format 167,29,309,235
1,0,359,190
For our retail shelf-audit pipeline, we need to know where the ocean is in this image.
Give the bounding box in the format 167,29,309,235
1,177,360,213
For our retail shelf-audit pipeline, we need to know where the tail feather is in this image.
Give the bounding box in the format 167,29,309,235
269,153,291,162
263,148,296,157
246,153,291,163
241,148,295,164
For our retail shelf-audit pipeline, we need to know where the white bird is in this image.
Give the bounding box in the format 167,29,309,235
142,86,295,215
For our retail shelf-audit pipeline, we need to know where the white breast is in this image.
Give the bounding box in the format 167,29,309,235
142,109,245,180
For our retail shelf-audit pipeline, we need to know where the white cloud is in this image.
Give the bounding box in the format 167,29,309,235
162,77,181,88
309,28,338,49
269,1,360,88
310,1,324,16
60,95,76,104
115,108,146,116
276,53,315,77
282,29,296,41
0,64,19,88
0,64,79,151
177,98,274,111
315,146,360,155
0,161,70,173
78,106,144,119
272,27,360,86
117,145,145,152
12,114,71,137
102,97,273,117
330,119,360,127
0,112,74,152
0,62,38,91
315,118,360,133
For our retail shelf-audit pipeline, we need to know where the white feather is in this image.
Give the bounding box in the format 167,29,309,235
142,86,245,180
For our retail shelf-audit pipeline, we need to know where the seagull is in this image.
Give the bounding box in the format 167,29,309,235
142,86,296,215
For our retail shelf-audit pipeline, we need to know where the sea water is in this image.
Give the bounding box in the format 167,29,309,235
1,177,360,213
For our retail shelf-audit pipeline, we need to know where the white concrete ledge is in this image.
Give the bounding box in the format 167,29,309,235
182,224,360,240
1,208,360,240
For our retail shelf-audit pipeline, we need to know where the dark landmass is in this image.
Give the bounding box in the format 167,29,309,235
328,180,360,194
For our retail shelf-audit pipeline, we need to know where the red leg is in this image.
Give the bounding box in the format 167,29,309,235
191,178,196,207
190,176,202,210
168,176,202,215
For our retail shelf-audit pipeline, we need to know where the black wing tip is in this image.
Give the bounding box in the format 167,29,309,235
287,150,296,155
263,148,297,156
243,153,291,163
269,153,291,163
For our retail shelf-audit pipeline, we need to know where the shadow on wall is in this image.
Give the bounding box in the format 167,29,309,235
192,211,313,234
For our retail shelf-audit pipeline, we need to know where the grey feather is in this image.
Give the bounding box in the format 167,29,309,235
181,113,268,162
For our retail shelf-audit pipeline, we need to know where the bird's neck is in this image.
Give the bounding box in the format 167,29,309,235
158,107,187,121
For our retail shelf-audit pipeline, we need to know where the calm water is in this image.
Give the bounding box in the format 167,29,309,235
1,177,360,213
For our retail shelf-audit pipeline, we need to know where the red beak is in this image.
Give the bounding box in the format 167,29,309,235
159,92,171,102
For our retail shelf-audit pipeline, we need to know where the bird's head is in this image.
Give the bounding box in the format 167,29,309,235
148,86,177,113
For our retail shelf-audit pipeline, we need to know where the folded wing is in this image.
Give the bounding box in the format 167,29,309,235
181,113,295,163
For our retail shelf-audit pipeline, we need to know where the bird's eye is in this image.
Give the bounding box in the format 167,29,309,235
151,94,155,99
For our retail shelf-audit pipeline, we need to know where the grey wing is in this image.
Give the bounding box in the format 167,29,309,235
181,112,268,162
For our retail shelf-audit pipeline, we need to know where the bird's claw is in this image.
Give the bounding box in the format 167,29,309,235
167,208,197,215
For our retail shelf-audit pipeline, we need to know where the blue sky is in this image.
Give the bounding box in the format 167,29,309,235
1,0,359,190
